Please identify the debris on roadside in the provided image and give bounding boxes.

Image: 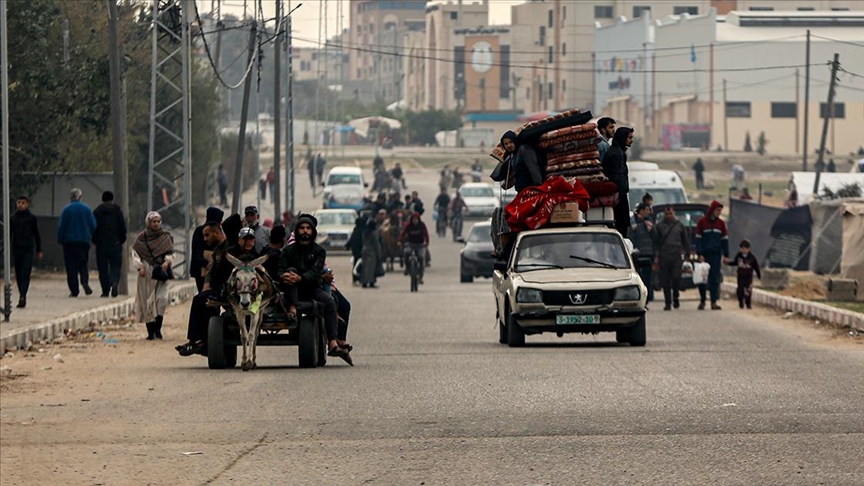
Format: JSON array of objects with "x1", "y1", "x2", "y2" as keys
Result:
[
  {"x1": 181, "y1": 451, "x2": 204, "y2": 456},
  {"x1": 53, "y1": 354, "x2": 65, "y2": 363},
  {"x1": 0, "y1": 365, "x2": 12, "y2": 377}
]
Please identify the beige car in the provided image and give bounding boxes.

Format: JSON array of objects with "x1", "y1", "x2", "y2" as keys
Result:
[{"x1": 492, "y1": 225, "x2": 648, "y2": 347}]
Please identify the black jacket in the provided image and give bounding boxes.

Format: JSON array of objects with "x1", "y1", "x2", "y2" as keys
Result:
[
  {"x1": 278, "y1": 241, "x2": 327, "y2": 294},
  {"x1": 601, "y1": 145, "x2": 629, "y2": 195},
  {"x1": 190, "y1": 225, "x2": 210, "y2": 277},
  {"x1": 11, "y1": 209, "x2": 42, "y2": 252},
  {"x1": 514, "y1": 145, "x2": 545, "y2": 192},
  {"x1": 92, "y1": 203, "x2": 127, "y2": 247}
]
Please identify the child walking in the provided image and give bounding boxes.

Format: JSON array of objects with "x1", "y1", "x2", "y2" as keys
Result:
[
  {"x1": 728, "y1": 239, "x2": 761, "y2": 309},
  {"x1": 692, "y1": 255, "x2": 711, "y2": 310}
]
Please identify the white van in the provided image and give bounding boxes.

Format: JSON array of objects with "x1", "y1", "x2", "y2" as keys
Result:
[
  {"x1": 627, "y1": 162, "x2": 687, "y2": 208},
  {"x1": 323, "y1": 166, "x2": 366, "y2": 197}
]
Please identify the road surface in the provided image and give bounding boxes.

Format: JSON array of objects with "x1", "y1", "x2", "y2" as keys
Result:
[{"x1": 1, "y1": 168, "x2": 863, "y2": 485}]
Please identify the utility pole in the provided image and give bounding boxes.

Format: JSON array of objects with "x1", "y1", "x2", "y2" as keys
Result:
[
  {"x1": 1, "y1": 0, "x2": 12, "y2": 321},
  {"x1": 107, "y1": 0, "x2": 130, "y2": 295},
  {"x1": 272, "y1": 0, "x2": 282, "y2": 219},
  {"x1": 803, "y1": 30, "x2": 811, "y2": 171},
  {"x1": 813, "y1": 53, "x2": 840, "y2": 196},
  {"x1": 795, "y1": 68, "x2": 800, "y2": 154},
  {"x1": 286, "y1": 5, "x2": 297, "y2": 214},
  {"x1": 232, "y1": 21, "x2": 258, "y2": 214},
  {"x1": 722, "y1": 79, "x2": 728, "y2": 153}
]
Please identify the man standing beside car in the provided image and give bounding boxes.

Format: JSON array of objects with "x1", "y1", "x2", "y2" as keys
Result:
[
  {"x1": 630, "y1": 203, "x2": 654, "y2": 303},
  {"x1": 653, "y1": 206, "x2": 689, "y2": 311}
]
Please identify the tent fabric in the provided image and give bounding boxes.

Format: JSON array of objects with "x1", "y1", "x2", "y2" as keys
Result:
[
  {"x1": 728, "y1": 198, "x2": 779, "y2": 266},
  {"x1": 808, "y1": 201, "x2": 844, "y2": 275},
  {"x1": 840, "y1": 201, "x2": 864, "y2": 299}
]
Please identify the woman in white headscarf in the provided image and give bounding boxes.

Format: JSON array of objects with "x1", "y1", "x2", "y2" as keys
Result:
[{"x1": 132, "y1": 211, "x2": 174, "y2": 340}]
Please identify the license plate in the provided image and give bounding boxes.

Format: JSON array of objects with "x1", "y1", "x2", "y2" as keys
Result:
[{"x1": 556, "y1": 315, "x2": 601, "y2": 325}]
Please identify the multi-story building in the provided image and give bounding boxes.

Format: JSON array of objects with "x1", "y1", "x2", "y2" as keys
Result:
[
  {"x1": 711, "y1": 0, "x2": 861, "y2": 14},
  {"x1": 348, "y1": 0, "x2": 427, "y2": 103},
  {"x1": 594, "y1": 8, "x2": 864, "y2": 155}
]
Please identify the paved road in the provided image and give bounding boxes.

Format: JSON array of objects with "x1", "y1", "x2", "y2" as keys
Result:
[{"x1": 1, "y1": 169, "x2": 863, "y2": 485}]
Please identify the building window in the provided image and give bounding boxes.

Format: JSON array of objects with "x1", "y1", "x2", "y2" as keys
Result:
[
  {"x1": 797, "y1": 7, "x2": 815, "y2": 11},
  {"x1": 548, "y1": 9, "x2": 554, "y2": 28},
  {"x1": 673, "y1": 6, "x2": 698, "y2": 15},
  {"x1": 633, "y1": 6, "x2": 651, "y2": 18},
  {"x1": 563, "y1": 6, "x2": 566, "y2": 20},
  {"x1": 595, "y1": 6, "x2": 614, "y2": 19},
  {"x1": 820, "y1": 102, "x2": 845, "y2": 119},
  {"x1": 562, "y1": 43, "x2": 567, "y2": 56},
  {"x1": 562, "y1": 79, "x2": 566, "y2": 94},
  {"x1": 369, "y1": 24, "x2": 374, "y2": 33},
  {"x1": 832, "y1": 7, "x2": 850, "y2": 11},
  {"x1": 726, "y1": 101, "x2": 751, "y2": 118},
  {"x1": 548, "y1": 82, "x2": 554, "y2": 100},
  {"x1": 526, "y1": 87, "x2": 531, "y2": 99},
  {"x1": 749, "y1": 6, "x2": 774, "y2": 11},
  {"x1": 548, "y1": 46, "x2": 554, "y2": 63},
  {"x1": 539, "y1": 26, "x2": 546, "y2": 46},
  {"x1": 771, "y1": 102, "x2": 797, "y2": 118},
  {"x1": 450, "y1": 12, "x2": 457, "y2": 20}
]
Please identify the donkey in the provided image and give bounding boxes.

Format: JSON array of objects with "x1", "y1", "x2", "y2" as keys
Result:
[{"x1": 225, "y1": 254, "x2": 274, "y2": 371}]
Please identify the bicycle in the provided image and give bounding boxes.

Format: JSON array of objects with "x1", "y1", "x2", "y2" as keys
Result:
[
  {"x1": 450, "y1": 212, "x2": 463, "y2": 242},
  {"x1": 435, "y1": 210, "x2": 449, "y2": 238},
  {"x1": 404, "y1": 245, "x2": 422, "y2": 292}
]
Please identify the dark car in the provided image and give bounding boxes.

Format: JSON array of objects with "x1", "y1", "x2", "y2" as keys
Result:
[
  {"x1": 652, "y1": 203, "x2": 710, "y2": 290},
  {"x1": 459, "y1": 221, "x2": 495, "y2": 283}
]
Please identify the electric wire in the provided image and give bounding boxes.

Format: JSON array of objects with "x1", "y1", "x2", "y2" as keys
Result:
[
  {"x1": 810, "y1": 34, "x2": 864, "y2": 48},
  {"x1": 194, "y1": 0, "x2": 258, "y2": 90}
]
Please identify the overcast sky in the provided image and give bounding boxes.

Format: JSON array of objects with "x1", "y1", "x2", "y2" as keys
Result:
[{"x1": 198, "y1": 0, "x2": 524, "y2": 47}]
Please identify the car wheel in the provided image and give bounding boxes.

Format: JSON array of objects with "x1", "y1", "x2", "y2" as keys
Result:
[
  {"x1": 627, "y1": 316, "x2": 647, "y2": 347},
  {"x1": 506, "y1": 307, "x2": 525, "y2": 347},
  {"x1": 498, "y1": 316, "x2": 508, "y2": 344},
  {"x1": 615, "y1": 330, "x2": 628, "y2": 344},
  {"x1": 460, "y1": 273, "x2": 473, "y2": 283}
]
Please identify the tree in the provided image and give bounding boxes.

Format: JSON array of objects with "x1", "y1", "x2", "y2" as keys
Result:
[
  {"x1": 397, "y1": 109, "x2": 463, "y2": 146},
  {"x1": 743, "y1": 132, "x2": 752, "y2": 152},
  {"x1": 757, "y1": 131, "x2": 768, "y2": 155}
]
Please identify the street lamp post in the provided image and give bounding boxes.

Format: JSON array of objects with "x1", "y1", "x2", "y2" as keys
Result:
[{"x1": 2, "y1": 0, "x2": 12, "y2": 321}]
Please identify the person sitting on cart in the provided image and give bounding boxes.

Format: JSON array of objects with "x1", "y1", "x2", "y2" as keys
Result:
[
  {"x1": 177, "y1": 226, "x2": 262, "y2": 357},
  {"x1": 398, "y1": 212, "x2": 430, "y2": 284},
  {"x1": 278, "y1": 214, "x2": 352, "y2": 362}
]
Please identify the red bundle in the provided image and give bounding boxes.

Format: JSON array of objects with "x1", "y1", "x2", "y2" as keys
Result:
[{"x1": 504, "y1": 176, "x2": 591, "y2": 231}]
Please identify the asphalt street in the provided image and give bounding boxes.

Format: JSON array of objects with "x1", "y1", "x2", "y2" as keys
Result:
[{"x1": 1, "y1": 168, "x2": 863, "y2": 485}]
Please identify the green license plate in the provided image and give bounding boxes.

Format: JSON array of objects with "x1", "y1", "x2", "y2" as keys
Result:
[{"x1": 556, "y1": 315, "x2": 601, "y2": 325}]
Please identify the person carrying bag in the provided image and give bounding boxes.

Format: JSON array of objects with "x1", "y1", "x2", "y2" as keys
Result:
[{"x1": 132, "y1": 211, "x2": 175, "y2": 340}]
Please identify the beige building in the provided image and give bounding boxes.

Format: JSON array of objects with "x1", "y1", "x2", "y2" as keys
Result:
[
  {"x1": 348, "y1": 0, "x2": 427, "y2": 102},
  {"x1": 291, "y1": 47, "x2": 320, "y2": 82},
  {"x1": 712, "y1": 0, "x2": 861, "y2": 14},
  {"x1": 595, "y1": 9, "x2": 864, "y2": 155}
]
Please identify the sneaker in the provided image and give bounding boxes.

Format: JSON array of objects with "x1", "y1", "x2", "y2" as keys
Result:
[
  {"x1": 739, "y1": 301, "x2": 744, "y2": 309},
  {"x1": 69, "y1": 293, "x2": 79, "y2": 298},
  {"x1": 673, "y1": 301, "x2": 680, "y2": 309},
  {"x1": 178, "y1": 341, "x2": 206, "y2": 357},
  {"x1": 698, "y1": 302, "x2": 705, "y2": 311},
  {"x1": 711, "y1": 303, "x2": 722, "y2": 310},
  {"x1": 746, "y1": 304, "x2": 752, "y2": 309},
  {"x1": 16, "y1": 298, "x2": 26, "y2": 309},
  {"x1": 663, "y1": 305, "x2": 671, "y2": 311},
  {"x1": 83, "y1": 285, "x2": 93, "y2": 296},
  {"x1": 111, "y1": 284, "x2": 119, "y2": 297}
]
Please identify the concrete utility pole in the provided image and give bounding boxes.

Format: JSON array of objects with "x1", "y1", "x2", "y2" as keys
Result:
[
  {"x1": 107, "y1": 0, "x2": 130, "y2": 295},
  {"x1": 272, "y1": 0, "x2": 282, "y2": 219},
  {"x1": 813, "y1": 53, "x2": 840, "y2": 196},
  {"x1": 231, "y1": 21, "x2": 258, "y2": 215},
  {"x1": 803, "y1": 29, "x2": 811, "y2": 171},
  {"x1": 286, "y1": 4, "x2": 299, "y2": 214},
  {"x1": 2, "y1": 0, "x2": 12, "y2": 321},
  {"x1": 723, "y1": 79, "x2": 728, "y2": 153}
]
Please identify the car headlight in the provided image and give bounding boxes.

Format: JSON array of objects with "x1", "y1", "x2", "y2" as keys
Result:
[
  {"x1": 516, "y1": 288, "x2": 543, "y2": 303},
  {"x1": 613, "y1": 285, "x2": 641, "y2": 301}
]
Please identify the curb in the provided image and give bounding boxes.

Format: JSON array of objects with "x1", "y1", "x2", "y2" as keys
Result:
[
  {"x1": 721, "y1": 282, "x2": 864, "y2": 332},
  {"x1": 0, "y1": 282, "x2": 197, "y2": 351}
]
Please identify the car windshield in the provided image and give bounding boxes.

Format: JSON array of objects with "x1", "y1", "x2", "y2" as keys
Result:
[
  {"x1": 317, "y1": 212, "x2": 356, "y2": 226},
  {"x1": 467, "y1": 224, "x2": 492, "y2": 243},
  {"x1": 327, "y1": 173, "x2": 361, "y2": 185},
  {"x1": 331, "y1": 185, "x2": 364, "y2": 198},
  {"x1": 461, "y1": 186, "x2": 494, "y2": 198},
  {"x1": 515, "y1": 232, "x2": 630, "y2": 271},
  {"x1": 629, "y1": 188, "x2": 687, "y2": 207}
]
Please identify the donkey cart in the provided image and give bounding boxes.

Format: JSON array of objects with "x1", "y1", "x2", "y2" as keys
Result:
[{"x1": 206, "y1": 301, "x2": 328, "y2": 370}]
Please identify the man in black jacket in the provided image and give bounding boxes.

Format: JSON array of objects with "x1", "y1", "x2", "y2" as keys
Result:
[
  {"x1": 92, "y1": 191, "x2": 128, "y2": 297},
  {"x1": 190, "y1": 206, "x2": 225, "y2": 292},
  {"x1": 601, "y1": 126, "x2": 634, "y2": 237},
  {"x1": 10, "y1": 196, "x2": 42, "y2": 308},
  {"x1": 278, "y1": 214, "x2": 351, "y2": 363}
]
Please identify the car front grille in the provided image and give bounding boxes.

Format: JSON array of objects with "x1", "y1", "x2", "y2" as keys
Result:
[{"x1": 542, "y1": 289, "x2": 614, "y2": 306}]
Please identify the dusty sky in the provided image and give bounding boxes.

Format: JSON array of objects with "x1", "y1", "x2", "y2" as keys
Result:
[{"x1": 199, "y1": 0, "x2": 524, "y2": 47}]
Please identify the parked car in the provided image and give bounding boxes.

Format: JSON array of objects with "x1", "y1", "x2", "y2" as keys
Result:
[
  {"x1": 324, "y1": 184, "x2": 365, "y2": 211},
  {"x1": 459, "y1": 220, "x2": 494, "y2": 283},
  {"x1": 627, "y1": 162, "x2": 688, "y2": 209},
  {"x1": 312, "y1": 209, "x2": 359, "y2": 252},
  {"x1": 458, "y1": 182, "x2": 499, "y2": 219},
  {"x1": 492, "y1": 225, "x2": 648, "y2": 347}
]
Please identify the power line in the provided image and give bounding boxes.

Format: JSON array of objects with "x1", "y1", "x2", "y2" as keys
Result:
[
  {"x1": 810, "y1": 34, "x2": 864, "y2": 48},
  {"x1": 194, "y1": 0, "x2": 258, "y2": 90},
  {"x1": 295, "y1": 35, "x2": 821, "y2": 76}
]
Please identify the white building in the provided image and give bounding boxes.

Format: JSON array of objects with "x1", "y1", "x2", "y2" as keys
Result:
[{"x1": 595, "y1": 9, "x2": 864, "y2": 155}]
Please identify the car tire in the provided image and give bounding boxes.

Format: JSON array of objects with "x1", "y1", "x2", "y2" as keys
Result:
[
  {"x1": 615, "y1": 330, "x2": 628, "y2": 344},
  {"x1": 498, "y1": 318, "x2": 508, "y2": 344},
  {"x1": 506, "y1": 307, "x2": 525, "y2": 347},
  {"x1": 627, "y1": 316, "x2": 647, "y2": 347},
  {"x1": 460, "y1": 273, "x2": 473, "y2": 283}
]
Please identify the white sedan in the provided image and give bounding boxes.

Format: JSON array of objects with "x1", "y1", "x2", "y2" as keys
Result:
[
  {"x1": 458, "y1": 182, "x2": 500, "y2": 219},
  {"x1": 311, "y1": 209, "x2": 358, "y2": 252}
]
